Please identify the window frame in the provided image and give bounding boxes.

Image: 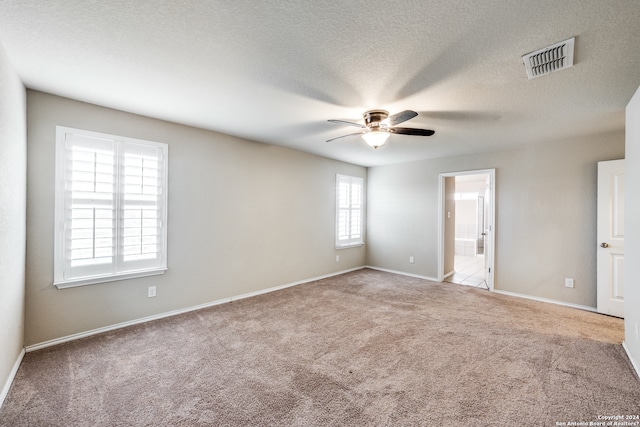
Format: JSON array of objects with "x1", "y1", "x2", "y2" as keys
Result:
[
  {"x1": 53, "y1": 126, "x2": 169, "y2": 289},
  {"x1": 335, "y1": 174, "x2": 365, "y2": 249}
]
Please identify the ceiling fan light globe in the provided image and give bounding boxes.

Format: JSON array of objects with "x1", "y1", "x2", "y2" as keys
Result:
[{"x1": 362, "y1": 131, "x2": 390, "y2": 149}]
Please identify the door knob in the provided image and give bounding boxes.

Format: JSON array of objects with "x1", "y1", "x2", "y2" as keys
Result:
[{"x1": 600, "y1": 242, "x2": 609, "y2": 248}]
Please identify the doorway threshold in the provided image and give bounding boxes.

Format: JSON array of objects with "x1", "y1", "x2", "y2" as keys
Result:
[{"x1": 444, "y1": 255, "x2": 489, "y2": 289}]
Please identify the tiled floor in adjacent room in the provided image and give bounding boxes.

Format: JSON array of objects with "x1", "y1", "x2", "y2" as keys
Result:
[{"x1": 445, "y1": 255, "x2": 488, "y2": 289}]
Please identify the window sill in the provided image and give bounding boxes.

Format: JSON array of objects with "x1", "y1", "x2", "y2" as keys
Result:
[
  {"x1": 54, "y1": 268, "x2": 167, "y2": 289},
  {"x1": 336, "y1": 243, "x2": 365, "y2": 250}
]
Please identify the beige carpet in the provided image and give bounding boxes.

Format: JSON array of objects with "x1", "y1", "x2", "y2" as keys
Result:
[{"x1": 2, "y1": 268, "x2": 639, "y2": 426}]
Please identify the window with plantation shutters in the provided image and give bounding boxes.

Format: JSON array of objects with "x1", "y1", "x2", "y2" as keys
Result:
[
  {"x1": 336, "y1": 174, "x2": 364, "y2": 248},
  {"x1": 54, "y1": 127, "x2": 168, "y2": 288}
]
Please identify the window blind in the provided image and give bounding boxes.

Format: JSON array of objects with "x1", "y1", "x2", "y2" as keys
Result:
[
  {"x1": 54, "y1": 127, "x2": 168, "y2": 287},
  {"x1": 336, "y1": 174, "x2": 364, "y2": 247}
]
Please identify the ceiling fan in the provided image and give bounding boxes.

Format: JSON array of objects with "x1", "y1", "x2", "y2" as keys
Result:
[{"x1": 327, "y1": 109, "x2": 435, "y2": 149}]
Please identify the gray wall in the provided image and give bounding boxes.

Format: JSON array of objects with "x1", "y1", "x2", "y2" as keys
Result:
[
  {"x1": 625, "y1": 86, "x2": 640, "y2": 370},
  {"x1": 366, "y1": 132, "x2": 624, "y2": 308},
  {"x1": 0, "y1": 44, "x2": 26, "y2": 395},
  {"x1": 25, "y1": 91, "x2": 366, "y2": 346}
]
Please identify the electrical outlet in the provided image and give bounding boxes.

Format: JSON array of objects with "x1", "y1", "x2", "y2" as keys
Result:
[
  {"x1": 336, "y1": 255, "x2": 340, "y2": 262},
  {"x1": 564, "y1": 278, "x2": 574, "y2": 288},
  {"x1": 148, "y1": 286, "x2": 156, "y2": 298},
  {"x1": 409, "y1": 256, "x2": 415, "y2": 264}
]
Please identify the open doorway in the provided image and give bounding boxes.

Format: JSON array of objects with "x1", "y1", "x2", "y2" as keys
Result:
[{"x1": 438, "y1": 169, "x2": 495, "y2": 291}]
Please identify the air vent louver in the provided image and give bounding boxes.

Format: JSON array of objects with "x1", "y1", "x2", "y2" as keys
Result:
[{"x1": 522, "y1": 37, "x2": 575, "y2": 79}]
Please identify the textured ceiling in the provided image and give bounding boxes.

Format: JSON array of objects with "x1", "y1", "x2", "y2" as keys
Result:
[{"x1": 1, "y1": 0, "x2": 639, "y2": 166}]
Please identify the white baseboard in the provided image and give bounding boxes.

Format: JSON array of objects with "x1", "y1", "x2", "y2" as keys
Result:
[
  {"x1": 1, "y1": 348, "x2": 25, "y2": 409},
  {"x1": 622, "y1": 342, "x2": 640, "y2": 381},
  {"x1": 26, "y1": 266, "x2": 365, "y2": 353},
  {"x1": 365, "y1": 266, "x2": 439, "y2": 282},
  {"x1": 492, "y1": 289, "x2": 597, "y2": 313},
  {"x1": 227, "y1": 266, "x2": 364, "y2": 302},
  {"x1": 366, "y1": 267, "x2": 596, "y2": 314}
]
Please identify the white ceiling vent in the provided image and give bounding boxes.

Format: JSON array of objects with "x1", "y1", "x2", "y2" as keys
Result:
[{"x1": 522, "y1": 37, "x2": 575, "y2": 79}]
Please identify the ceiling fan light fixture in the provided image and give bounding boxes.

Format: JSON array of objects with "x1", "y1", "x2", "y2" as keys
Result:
[{"x1": 362, "y1": 130, "x2": 390, "y2": 149}]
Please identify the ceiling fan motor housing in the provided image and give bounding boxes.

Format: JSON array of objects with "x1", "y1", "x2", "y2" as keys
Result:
[{"x1": 363, "y1": 110, "x2": 389, "y2": 130}]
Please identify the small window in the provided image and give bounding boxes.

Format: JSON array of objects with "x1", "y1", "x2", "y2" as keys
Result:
[
  {"x1": 54, "y1": 127, "x2": 168, "y2": 288},
  {"x1": 336, "y1": 174, "x2": 364, "y2": 248}
]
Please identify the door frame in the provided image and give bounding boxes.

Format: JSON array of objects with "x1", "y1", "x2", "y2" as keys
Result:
[{"x1": 437, "y1": 169, "x2": 496, "y2": 291}]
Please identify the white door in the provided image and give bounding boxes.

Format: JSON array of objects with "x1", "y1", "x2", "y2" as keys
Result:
[{"x1": 597, "y1": 159, "x2": 625, "y2": 318}]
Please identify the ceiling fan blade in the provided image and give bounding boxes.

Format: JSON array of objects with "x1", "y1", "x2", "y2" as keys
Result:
[
  {"x1": 327, "y1": 119, "x2": 366, "y2": 128},
  {"x1": 389, "y1": 127, "x2": 435, "y2": 136},
  {"x1": 385, "y1": 110, "x2": 418, "y2": 126},
  {"x1": 326, "y1": 131, "x2": 365, "y2": 142}
]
